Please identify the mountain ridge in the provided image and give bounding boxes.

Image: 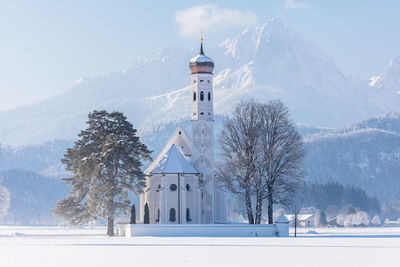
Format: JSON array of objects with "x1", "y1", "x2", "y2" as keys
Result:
[{"x1": 0, "y1": 18, "x2": 392, "y2": 146}]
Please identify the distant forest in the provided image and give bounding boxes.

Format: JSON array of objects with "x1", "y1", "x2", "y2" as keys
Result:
[{"x1": 299, "y1": 180, "x2": 380, "y2": 215}]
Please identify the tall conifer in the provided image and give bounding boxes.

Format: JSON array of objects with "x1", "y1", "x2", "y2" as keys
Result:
[{"x1": 53, "y1": 110, "x2": 151, "y2": 236}]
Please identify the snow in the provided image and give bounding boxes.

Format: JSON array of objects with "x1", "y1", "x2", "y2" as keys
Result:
[
  {"x1": 190, "y1": 53, "x2": 213, "y2": 63},
  {"x1": 0, "y1": 226, "x2": 399, "y2": 266},
  {"x1": 147, "y1": 144, "x2": 198, "y2": 175}
]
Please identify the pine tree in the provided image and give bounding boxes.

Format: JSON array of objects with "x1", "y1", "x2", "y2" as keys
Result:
[
  {"x1": 319, "y1": 210, "x2": 328, "y2": 227},
  {"x1": 371, "y1": 214, "x2": 381, "y2": 226},
  {"x1": 53, "y1": 110, "x2": 151, "y2": 236}
]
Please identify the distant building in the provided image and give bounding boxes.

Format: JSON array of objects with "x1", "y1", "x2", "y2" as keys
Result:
[
  {"x1": 285, "y1": 214, "x2": 315, "y2": 227},
  {"x1": 383, "y1": 218, "x2": 400, "y2": 227},
  {"x1": 327, "y1": 217, "x2": 340, "y2": 227}
]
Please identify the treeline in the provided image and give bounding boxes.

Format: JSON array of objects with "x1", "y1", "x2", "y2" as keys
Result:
[{"x1": 298, "y1": 180, "x2": 380, "y2": 215}]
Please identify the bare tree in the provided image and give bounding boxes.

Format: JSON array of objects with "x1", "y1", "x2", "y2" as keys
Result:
[
  {"x1": 217, "y1": 100, "x2": 263, "y2": 224},
  {"x1": 286, "y1": 201, "x2": 301, "y2": 237},
  {"x1": 256, "y1": 100, "x2": 305, "y2": 224},
  {"x1": 218, "y1": 100, "x2": 304, "y2": 225}
]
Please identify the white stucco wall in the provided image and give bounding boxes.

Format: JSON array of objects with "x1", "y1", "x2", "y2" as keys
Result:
[{"x1": 116, "y1": 223, "x2": 289, "y2": 237}]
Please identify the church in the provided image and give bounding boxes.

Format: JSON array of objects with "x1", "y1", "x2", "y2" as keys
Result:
[{"x1": 139, "y1": 39, "x2": 227, "y2": 224}]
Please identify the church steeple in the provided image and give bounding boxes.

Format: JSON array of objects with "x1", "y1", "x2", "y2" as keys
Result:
[
  {"x1": 189, "y1": 35, "x2": 216, "y2": 223},
  {"x1": 189, "y1": 39, "x2": 214, "y2": 74}
]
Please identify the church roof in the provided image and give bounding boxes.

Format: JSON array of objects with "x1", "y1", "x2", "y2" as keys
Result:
[
  {"x1": 147, "y1": 144, "x2": 199, "y2": 175},
  {"x1": 144, "y1": 126, "x2": 192, "y2": 175}
]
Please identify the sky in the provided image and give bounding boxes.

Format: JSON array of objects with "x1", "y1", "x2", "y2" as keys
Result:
[{"x1": 0, "y1": 0, "x2": 399, "y2": 111}]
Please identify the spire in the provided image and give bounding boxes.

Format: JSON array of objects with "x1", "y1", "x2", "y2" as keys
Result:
[{"x1": 199, "y1": 29, "x2": 204, "y2": 55}]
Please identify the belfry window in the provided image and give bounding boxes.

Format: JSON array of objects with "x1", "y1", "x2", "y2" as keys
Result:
[
  {"x1": 208, "y1": 92, "x2": 211, "y2": 101},
  {"x1": 193, "y1": 92, "x2": 196, "y2": 102},
  {"x1": 200, "y1": 91, "x2": 204, "y2": 101},
  {"x1": 169, "y1": 208, "x2": 176, "y2": 222}
]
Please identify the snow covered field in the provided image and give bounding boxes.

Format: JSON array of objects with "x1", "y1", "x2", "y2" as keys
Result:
[{"x1": 0, "y1": 226, "x2": 399, "y2": 267}]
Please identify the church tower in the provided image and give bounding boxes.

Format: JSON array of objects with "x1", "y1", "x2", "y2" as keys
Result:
[{"x1": 189, "y1": 39, "x2": 215, "y2": 223}]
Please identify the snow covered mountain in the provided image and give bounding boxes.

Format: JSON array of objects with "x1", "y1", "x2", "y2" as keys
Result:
[
  {"x1": 1, "y1": 18, "x2": 400, "y2": 224},
  {"x1": 369, "y1": 54, "x2": 400, "y2": 111},
  {"x1": 0, "y1": 18, "x2": 385, "y2": 146}
]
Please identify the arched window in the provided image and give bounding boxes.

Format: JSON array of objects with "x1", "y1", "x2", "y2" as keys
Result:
[
  {"x1": 169, "y1": 208, "x2": 176, "y2": 222},
  {"x1": 156, "y1": 208, "x2": 160, "y2": 223},
  {"x1": 186, "y1": 208, "x2": 191, "y2": 222},
  {"x1": 186, "y1": 184, "x2": 190, "y2": 191},
  {"x1": 208, "y1": 92, "x2": 211, "y2": 101},
  {"x1": 130, "y1": 204, "x2": 136, "y2": 224},
  {"x1": 193, "y1": 92, "x2": 196, "y2": 102},
  {"x1": 200, "y1": 91, "x2": 204, "y2": 101},
  {"x1": 144, "y1": 203, "x2": 150, "y2": 224}
]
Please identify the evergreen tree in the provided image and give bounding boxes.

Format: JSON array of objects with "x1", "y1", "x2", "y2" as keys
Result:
[
  {"x1": 300, "y1": 180, "x2": 380, "y2": 215},
  {"x1": 371, "y1": 214, "x2": 381, "y2": 226},
  {"x1": 53, "y1": 110, "x2": 151, "y2": 236}
]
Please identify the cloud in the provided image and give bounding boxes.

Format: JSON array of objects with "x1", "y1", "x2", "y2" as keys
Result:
[
  {"x1": 176, "y1": 4, "x2": 257, "y2": 37},
  {"x1": 283, "y1": 0, "x2": 309, "y2": 9}
]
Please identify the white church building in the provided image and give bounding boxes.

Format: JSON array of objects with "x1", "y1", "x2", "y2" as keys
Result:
[
  {"x1": 139, "y1": 40, "x2": 227, "y2": 224},
  {"x1": 117, "y1": 39, "x2": 289, "y2": 237}
]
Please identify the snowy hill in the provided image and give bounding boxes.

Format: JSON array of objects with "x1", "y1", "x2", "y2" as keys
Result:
[
  {"x1": 0, "y1": 18, "x2": 386, "y2": 146},
  {"x1": 342, "y1": 112, "x2": 400, "y2": 134},
  {"x1": 304, "y1": 112, "x2": 400, "y2": 202},
  {"x1": 305, "y1": 128, "x2": 400, "y2": 202},
  {"x1": 0, "y1": 140, "x2": 72, "y2": 178}
]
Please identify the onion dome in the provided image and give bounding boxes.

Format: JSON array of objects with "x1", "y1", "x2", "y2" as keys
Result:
[{"x1": 189, "y1": 41, "x2": 214, "y2": 74}]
